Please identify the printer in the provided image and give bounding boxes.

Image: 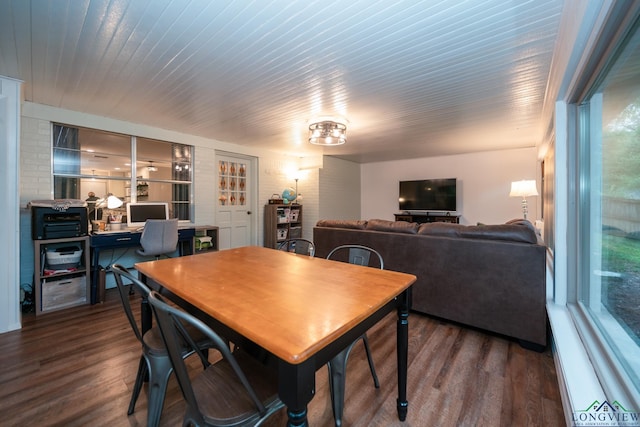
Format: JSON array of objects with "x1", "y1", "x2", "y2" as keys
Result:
[{"x1": 30, "y1": 199, "x2": 88, "y2": 240}]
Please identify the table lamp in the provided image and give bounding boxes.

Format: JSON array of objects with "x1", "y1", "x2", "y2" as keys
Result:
[
  {"x1": 94, "y1": 194, "x2": 123, "y2": 220},
  {"x1": 509, "y1": 180, "x2": 538, "y2": 220}
]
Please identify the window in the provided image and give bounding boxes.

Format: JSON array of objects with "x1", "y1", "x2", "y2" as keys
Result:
[
  {"x1": 136, "y1": 137, "x2": 193, "y2": 220},
  {"x1": 52, "y1": 124, "x2": 193, "y2": 222},
  {"x1": 574, "y1": 17, "x2": 640, "y2": 401}
]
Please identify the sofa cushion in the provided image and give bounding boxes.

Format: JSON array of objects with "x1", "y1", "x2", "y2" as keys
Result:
[
  {"x1": 505, "y1": 218, "x2": 542, "y2": 243},
  {"x1": 418, "y1": 221, "x2": 538, "y2": 243},
  {"x1": 505, "y1": 218, "x2": 535, "y2": 228},
  {"x1": 459, "y1": 224, "x2": 538, "y2": 244},
  {"x1": 316, "y1": 219, "x2": 368, "y2": 229},
  {"x1": 366, "y1": 218, "x2": 419, "y2": 234},
  {"x1": 417, "y1": 222, "x2": 465, "y2": 237}
]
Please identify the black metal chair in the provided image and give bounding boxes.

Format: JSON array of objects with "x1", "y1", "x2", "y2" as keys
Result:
[
  {"x1": 277, "y1": 238, "x2": 316, "y2": 257},
  {"x1": 325, "y1": 244, "x2": 383, "y2": 427},
  {"x1": 110, "y1": 263, "x2": 212, "y2": 427},
  {"x1": 147, "y1": 290, "x2": 285, "y2": 426}
]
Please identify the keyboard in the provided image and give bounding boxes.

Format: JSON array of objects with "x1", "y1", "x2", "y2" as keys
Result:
[
  {"x1": 93, "y1": 227, "x2": 143, "y2": 235},
  {"x1": 93, "y1": 230, "x2": 130, "y2": 235}
]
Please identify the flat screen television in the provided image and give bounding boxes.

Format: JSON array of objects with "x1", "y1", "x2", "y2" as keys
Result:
[
  {"x1": 398, "y1": 178, "x2": 457, "y2": 212},
  {"x1": 126, "y1": 202, "x2": 170, "y2": 229}
]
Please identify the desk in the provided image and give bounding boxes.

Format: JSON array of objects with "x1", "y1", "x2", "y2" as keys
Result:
[
  {"x1": 135, "y1": 246, "x2": 416, "y2": 426},
  {"x1": 89, "y1": 227, "x2": 195, "y2": 304}
]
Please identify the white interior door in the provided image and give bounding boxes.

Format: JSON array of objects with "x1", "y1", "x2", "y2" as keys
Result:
[{"x1": 215, "y1": 153, "x2": 256, "y2": 249}]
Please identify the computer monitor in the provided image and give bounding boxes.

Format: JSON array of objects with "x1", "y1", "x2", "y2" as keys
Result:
[{"x1": 126, "y1": 202, "x2": 170, "y2": 229}]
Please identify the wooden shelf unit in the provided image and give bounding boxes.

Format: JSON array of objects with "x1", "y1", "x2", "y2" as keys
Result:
[
  {"x1": 264, "y1": 204, "x2": 303, "y2": 249},
  {"x1": 33, "y1": 235, "x2": 91, "y2": 315}
]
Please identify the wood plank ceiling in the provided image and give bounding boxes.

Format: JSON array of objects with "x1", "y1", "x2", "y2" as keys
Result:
[{"x1": 0, "y1": 0, "x2": 565, "y2": 163}]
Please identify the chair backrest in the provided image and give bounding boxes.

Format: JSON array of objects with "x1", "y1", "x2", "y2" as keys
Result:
[
  {"x1": 326, "y1": 244, "x2": 384, "y2": 270},
  {"x1": 146, "y1": 290, "x2": 268, "y2": 422},
  {"x1": 138, "y1": 218, "x2": 179, "y2": 257},
  {"x1": 277, "y1": 238, "x2": 316, "y2": 257},
  {"x1": 110, "y1": 263, "x2": 152, "y2": 344}
]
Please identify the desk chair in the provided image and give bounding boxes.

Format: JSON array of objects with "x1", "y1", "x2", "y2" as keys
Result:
[
  {"x1": 147, "y1": 290, "x2": 284, "y2": 426},
  {"x1": 137, "y1": 219, "x2": 179, "y2": 259},
  {"x1": 110, "y1": 264, "x2": 212, "y2": 427},
  {"x1": 326, "y1": 244, "x2": 383, "y2": 427},
  {"x1": 277, "y1": 238, "x2": 315, "y2": 257}
]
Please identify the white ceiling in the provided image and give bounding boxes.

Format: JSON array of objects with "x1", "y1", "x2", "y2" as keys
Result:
[{"x1": 0, "y1": 0, "x2": 566, "y2": 163}]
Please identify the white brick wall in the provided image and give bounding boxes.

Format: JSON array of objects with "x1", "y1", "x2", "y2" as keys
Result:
[
  {"x1": 21, "y1": 117, "x2": 52, "y2": 204},
  {"x1": 20, "y1": 117, "x2": 53, "y2": 288},
  {"x1": 319, "y1": 156, "x2": 361, "y2": 220},
  {"x1": 258, "y1": 156, "x2": 320, "y2": 243},
  {"x1": 193, "y1": 145, "x2": 217, "y2": 226}
]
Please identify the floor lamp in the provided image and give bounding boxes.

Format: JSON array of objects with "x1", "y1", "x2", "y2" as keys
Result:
[{"x1": 509, "y1": 180, "x2": 538, "y2": 220}]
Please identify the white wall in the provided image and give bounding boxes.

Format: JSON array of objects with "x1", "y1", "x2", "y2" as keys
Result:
[
  {"x1": 361, "y1": 147, "x2": 540, "y2": 225},
  {"x1": 319, "y1": 156, "x2": 361, "y2": 220},
  {"x1": 0, "y1": 76, "x2": 22, "y2": 333}
]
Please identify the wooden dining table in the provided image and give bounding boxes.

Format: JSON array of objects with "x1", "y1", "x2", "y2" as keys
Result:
[{"x1": 135, "y1": 245, "x2": 416, "y2": 426}]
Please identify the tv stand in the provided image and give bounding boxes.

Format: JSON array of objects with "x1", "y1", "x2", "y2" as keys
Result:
[{"x1": 394, "y1": 212, "x2": 460, "y2": 224}]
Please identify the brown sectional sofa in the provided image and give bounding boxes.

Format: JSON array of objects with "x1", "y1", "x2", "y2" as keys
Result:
[{"x1": 313, "y1": 218, "x2": 547, "y2": 350}]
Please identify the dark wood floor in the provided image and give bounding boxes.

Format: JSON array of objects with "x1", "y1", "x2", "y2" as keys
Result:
[{"x1": 0, "y1": 289, "x2": 565, "y2": 426}]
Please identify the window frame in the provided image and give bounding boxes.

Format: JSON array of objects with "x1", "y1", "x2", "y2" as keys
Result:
[
  {"x1": 51, "y1": 123, "x2": 194, "y2": 223},
  {"x1": 566, "y1": 10, "x2": 640, "y2": 407}
]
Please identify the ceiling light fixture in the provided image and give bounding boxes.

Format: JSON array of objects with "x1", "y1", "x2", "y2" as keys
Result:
[
  {"x1": 308, "y1": 120, "x2": 347, "y2": 146},
  {"x1": 147, "y1": 161, "x2": 158, "y2": 172}
]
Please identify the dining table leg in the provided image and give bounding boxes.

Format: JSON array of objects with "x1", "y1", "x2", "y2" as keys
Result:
[
  {"x1": 278, "y1": 360, "x2": 315, "y2": 427},
  {"x1": 396, "y1": 288, "x2": 410, "y2": 421}
]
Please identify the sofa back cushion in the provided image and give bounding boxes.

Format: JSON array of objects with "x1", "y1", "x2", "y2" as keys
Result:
[
  {"x1": 366, "y1": 218, "x2": 419, "y2": 234},
  {"x1": 316, "y1": 219, "x2": 368, "y2": 229},
  {"x1": 460, "y1": 224, "x2": 538, "y2": 243},
  {"x1": 419, "y1": 221, "x2": 538, "y2": 244},
  {"x1": 417, "y1": 222, "x2": 465, "y2": 237}
]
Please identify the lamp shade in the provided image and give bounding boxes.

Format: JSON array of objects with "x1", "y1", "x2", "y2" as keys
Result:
[
  {"x1": 509, "y1": 180, "x2": 539, "y2": 198},
  {"x1": 106, "y1": 195, "x2": 123, "y2": 209},
  {"x1": 97, "y1": 194, "x2": 123, "y2": 209}
]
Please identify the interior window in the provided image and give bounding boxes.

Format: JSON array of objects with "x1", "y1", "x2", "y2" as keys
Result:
[
  {"x1": 52, "y1": 124, "x2": 193, "y2": 222},
  {"x1": 136, "y1": 137, "x2": 193, "y2": 220}
]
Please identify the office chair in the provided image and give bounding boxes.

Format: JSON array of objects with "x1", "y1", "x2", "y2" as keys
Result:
[
  {"x1": 277, "y1": 238, "x2": 316, "y2": 257},
  {"x1": 147, "y1": 290, "x2": 285, "y2": 426},
  {"x1": 325, "y1": 244, "x2": 383, "y2": 427},
  {"x1": 110, "y1": 264, "x2": 213, "y2": 427},
  {"x1": 136, "y1": 218, "x2": 179, "y2": 259}
]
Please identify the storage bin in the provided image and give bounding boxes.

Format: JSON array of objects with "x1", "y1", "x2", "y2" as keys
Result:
[
  {"x1": 289, "y1": 226, "x2": 302, "y2": 239},
  {"x1": 289, "y1": 209, "x2": 300, "y2": 222},
  {"x1": 277, "y1": 208, "x2": 290, "y2": 223},
  {"x1": 41, "y1": 274, "x2": 87, "y2": 311},
  {"x1": 195, "y1": 236, "x2": 213, "y2": 250},
  {"x1": 277, "y1": 228, "x2": 288, "y2": 240},
  {"x1": 46, "y1": 246, "x2": 83, "y2": 270}
]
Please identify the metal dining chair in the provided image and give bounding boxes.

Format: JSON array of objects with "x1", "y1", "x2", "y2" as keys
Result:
[
  {"x1": 110, "y1": 263, "x2": 212, "y2": 427},
  {"x1": 277, "y1": 238, "x2": 316, "y2": 257},
  {"x1": 325, "y1": 244, "x2": 383, "y2": 427},
  {"x1": 147, "y1": 290, "x2": 285, "y2": 426}
]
